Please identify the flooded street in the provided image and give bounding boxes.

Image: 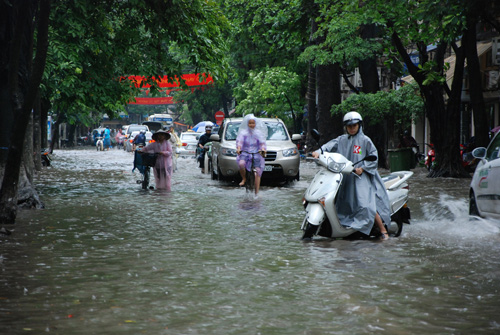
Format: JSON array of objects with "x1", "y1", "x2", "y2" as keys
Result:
[{"x1": 2, "y1": 147, "x2": 500, "y2": 334}]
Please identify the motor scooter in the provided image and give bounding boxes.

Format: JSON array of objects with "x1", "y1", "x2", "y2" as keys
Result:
[
  {"x1": 96, "y1": 136, "x2": 104, "y2": 151},
  {"x1": 301, "y1": 131, "x2": 413, "y2": 240}
]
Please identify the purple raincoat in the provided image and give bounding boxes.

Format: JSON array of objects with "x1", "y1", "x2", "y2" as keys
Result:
[{"x1": 236, "y1": 128, "x2": 267, "y2": 176}]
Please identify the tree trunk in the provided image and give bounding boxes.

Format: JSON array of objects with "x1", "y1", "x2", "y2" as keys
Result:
[
  {"x1": 391, "y1": 31, "x2": 467, "y2": 178},
  {"x1": 316, "y1": 63, "x2": 342, "y2": 146},
  {"x1": 463, "y1": 13, "x2": 490, "y2": 148},
  {"x1": 306, "y1": 60, "x2": 317, "y2": 152},
  {"x1": 0, "y1": 0, "x2": 51, "y2": 224},
  {"x1": 358, "y1": 24, "x2": 387, "y2": 168},
  {"x1": 33, "y1": 90, "x2": 42, "y2": 171}
]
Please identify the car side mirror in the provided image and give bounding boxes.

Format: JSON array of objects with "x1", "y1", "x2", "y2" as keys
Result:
[
  {"x1": 472, "y1": 147, "x2": 486, "y2": 159},
  {"x1": 291, "y1": 134, "x2": 302, "y2": 142},
  {"x1": 210, "y1": 134, "x2": 220, "y2": 142}
]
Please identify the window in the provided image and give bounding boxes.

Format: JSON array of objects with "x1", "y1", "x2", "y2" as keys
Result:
[{"x1": 486, "y1": 134, "x2": 500, "y2": 161}]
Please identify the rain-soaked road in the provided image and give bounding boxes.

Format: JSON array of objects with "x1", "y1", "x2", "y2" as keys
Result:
[{"x1": 1, "y1": 147, "x2": 500, "y2": 334}]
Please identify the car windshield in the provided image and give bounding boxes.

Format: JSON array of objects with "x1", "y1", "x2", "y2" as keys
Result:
[
  {"x1": 181, "y1": 133, "x2": 199, "y2": 141},
  {"x1": 224, "y1": 122, "x2": 289, "y2": 141},
  {"x1": 486, "y1": 133, "x2": 500, "y2": 161}
]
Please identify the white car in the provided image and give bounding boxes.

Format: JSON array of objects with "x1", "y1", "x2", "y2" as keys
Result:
[
  {"x1": 179, "y1": 132, "x2": 200, "y2": 157},
  {"x1": 469, "y1": 130, "x2": 500, "y2": 219}
]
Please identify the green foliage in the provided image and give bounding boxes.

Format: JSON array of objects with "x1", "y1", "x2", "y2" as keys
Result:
[
  {"x1": 42, "y1": 0, "x2": 230, "y2": 126},
  {"x1": 234, "y1": 67, "x2": 305, "y2": 127},
  {"x1": 221, "y1": 0, "x2": 309, "y2": 76},
  {"x1": 172, "y1": 84, "x2": 228, "y2": 125},
  {"x1": 331, "y1": 83, "x2": 424, "y2": 129}
]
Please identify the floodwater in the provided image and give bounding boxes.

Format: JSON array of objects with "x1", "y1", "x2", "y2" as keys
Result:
[{"x1": 1, "y1": 148, "x2": 500, "y2": 334}]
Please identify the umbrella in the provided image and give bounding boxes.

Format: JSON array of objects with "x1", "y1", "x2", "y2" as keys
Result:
[{"x1": 192, "y1": 121, "x2": 214, "y2": 133}]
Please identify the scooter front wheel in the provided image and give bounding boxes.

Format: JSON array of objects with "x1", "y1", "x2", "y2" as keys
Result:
[{"x1": 302, "y1": 222, "x2": 318, "y2": 240}]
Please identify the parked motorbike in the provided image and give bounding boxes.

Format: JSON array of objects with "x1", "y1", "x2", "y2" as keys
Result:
[
  {"x1": 41, "y1": 149, "x2": 51, "y2": 166},
  {"x1": 301, "y1": 130, "x2": 413, "y2": 240},
  {"x1": 424, "y1": 143, "x2": 435, "y2": 171}
]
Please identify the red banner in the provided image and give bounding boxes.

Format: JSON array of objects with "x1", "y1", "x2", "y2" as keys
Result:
[
  {"x1": 128, "y1": 73, "x2": 213, "y2": 88},
  {"x1": 127, "y1": 73, "x2": 212, "y2": 105}
]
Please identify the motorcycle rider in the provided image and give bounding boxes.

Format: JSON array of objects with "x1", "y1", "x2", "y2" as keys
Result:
[
  {"x1": 133, "y1": 129, "x2": 147, "y2": 150},
  {"x1": 197, "y1": 125, "x2": 213, "y2": 173},
  {"x1": 311, "y1": 112, "x2": 391, "y2": 240}
]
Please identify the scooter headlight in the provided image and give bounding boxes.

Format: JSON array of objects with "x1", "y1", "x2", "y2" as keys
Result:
[{"x1": 327, "y1": 157, "x2": 345, "y2": 173}]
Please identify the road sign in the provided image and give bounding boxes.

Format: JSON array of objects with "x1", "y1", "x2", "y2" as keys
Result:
[{"x1": 215, "y1": 111, "x2": 225, "y2": 125}]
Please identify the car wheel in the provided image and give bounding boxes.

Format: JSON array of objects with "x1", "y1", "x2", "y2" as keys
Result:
[
  {"x1": 469, "y1": 189, "x2": 480, "y2": 217},
  {"x1": 211, "y1": 164, "x2": 217, "y2": 180},
  {"x1": 217, "y1": 165, "x2": 225, "y2": 181}
]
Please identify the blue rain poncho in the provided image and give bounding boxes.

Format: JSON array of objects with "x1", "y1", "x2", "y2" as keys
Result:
[{"x1": 316, "y1": 126, "x2": 391, "y2": 235}]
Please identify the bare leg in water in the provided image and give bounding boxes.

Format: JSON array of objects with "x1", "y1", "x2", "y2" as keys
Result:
[
  {"x1": 238, "y1": 161, "x2": 246, "y2": 186},
  {"x1": 375, "y1": 213, "x2": 389, "y2": 240},
  {"x1": 254, "y1": 172, "x2": 261, "y2": 195}
]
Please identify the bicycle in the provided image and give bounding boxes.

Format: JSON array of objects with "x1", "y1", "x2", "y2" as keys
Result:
[
  {"x1": 134, "y1": 149, "x2": 158, "y2": 190},
  {"x1": 241, "y1": 150, "x2": 266, "y2": 193}
]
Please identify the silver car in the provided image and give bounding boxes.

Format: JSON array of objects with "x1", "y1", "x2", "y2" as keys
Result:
[
  {"x1": 211, "y1": 117, "x2": 301, "y2": 182},
  {"x1": 179, "y1": 132, "x2": 200, "y2": 157},
  {"x1": 469, "y1": 130, "x2": 500, "y2": 220}
]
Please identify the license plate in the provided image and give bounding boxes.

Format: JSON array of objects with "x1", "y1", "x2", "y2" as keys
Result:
[
  {"x1": 187, "y1": 145, "x2": 196, "y2": 150},
  {"x1": 264, "y1": 165, "x2": 272, "y2": 172}
]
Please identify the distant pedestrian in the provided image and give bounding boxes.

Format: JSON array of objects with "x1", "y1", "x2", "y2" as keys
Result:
[{"x1": 103, "y1": 127, "x2": 111, "y2": 150}]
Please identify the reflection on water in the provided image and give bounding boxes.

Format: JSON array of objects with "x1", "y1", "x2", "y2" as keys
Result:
[{"x1": 1, "y1": 148, "x2": 500, "y2": 334}]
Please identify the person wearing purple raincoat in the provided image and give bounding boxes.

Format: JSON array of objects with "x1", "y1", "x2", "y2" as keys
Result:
[
  {"x1": 141, "y1": 130, "x2": 173, "y2": 191},
  {"x1": 236, "y1": 114, "x2": 267, "y2": 195}
]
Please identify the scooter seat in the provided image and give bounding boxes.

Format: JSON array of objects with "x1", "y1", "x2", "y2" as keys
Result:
[{"x1": 384, "y1": 175, "x2": 401, "y2": 190}]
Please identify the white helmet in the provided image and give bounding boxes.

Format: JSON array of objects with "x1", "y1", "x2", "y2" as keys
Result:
[{"x1": 343, "y1": 111, "x2": 363, "y2": 126}]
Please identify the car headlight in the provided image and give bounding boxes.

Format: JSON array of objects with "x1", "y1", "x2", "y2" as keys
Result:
[
  {"x1": 282, "y1": 148, "x2": 298, "y2": 157},
  {"x1": 327, "y1": 157, "x2": 345, "y2": 173},
  {"x1": 221, "y1": 147, "x2": 237, "y2": 157}
]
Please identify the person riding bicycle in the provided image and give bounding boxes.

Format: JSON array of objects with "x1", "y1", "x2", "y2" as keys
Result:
[
  {"x1": 236, "y1": 114, "x2": 267, "y2": 196},
  {"x1": 311, "y1": 111, "x2": 391, "y2": 240}
]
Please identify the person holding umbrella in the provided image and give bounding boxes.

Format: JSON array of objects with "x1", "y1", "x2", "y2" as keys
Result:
[{"x1": 140, "y1": 129, "x2": 173, "y2": 191}]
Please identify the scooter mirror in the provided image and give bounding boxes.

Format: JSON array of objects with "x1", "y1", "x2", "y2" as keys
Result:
[{"x1": 364, "y1": 155, "x2": 377, "y2": 162}]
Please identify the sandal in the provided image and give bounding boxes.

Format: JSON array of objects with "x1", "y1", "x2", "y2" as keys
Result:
[{"x1": 380, "y1": 232, "x2": 390, "y2": 240}]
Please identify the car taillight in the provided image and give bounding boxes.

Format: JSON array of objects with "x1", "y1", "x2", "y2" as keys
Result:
[{"x1": 182, "y1": 143, "x2": 187, "y2": 146}]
